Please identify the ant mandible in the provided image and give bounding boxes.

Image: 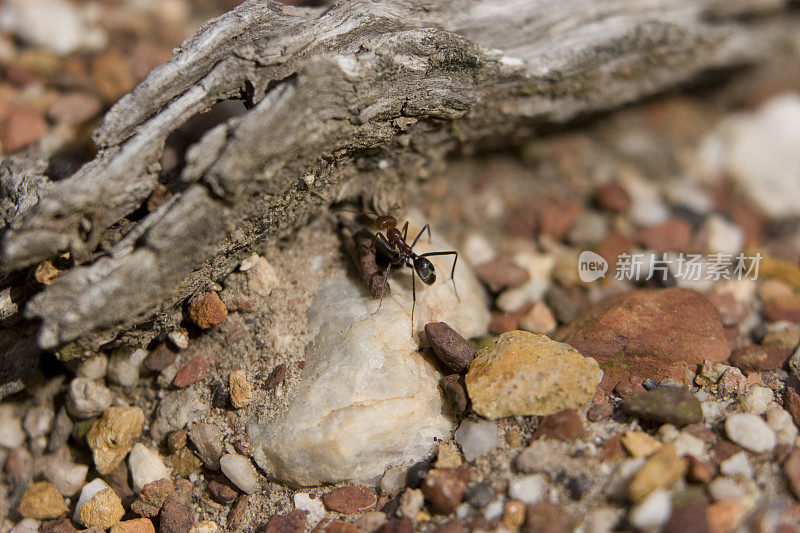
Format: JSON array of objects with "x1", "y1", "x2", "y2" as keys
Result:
[{"x1": 370, "y1": 215, "x2": 458, "y2": 333}]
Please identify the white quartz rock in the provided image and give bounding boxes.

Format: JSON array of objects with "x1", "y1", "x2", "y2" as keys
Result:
[
  {"x1": 455, "y1": 420, "x2": 501, "y2": 462},
  {"x1": 0, "y1": 405, "x2": 26, "y2": 448},
  {"x1": 44, "y1": 455, "x2": 88, "y2": 496},
  {"x1": 220, "y1": 454, "x2": 260, "y2": 494},
  {"x1": 0, "y1": 0, "x2": 107, "y2": 55},
  {"x1": 250, "y1": 236, "x2": 488, "y2": 486},
  {"x1": 129, "y1": 443, "x2": 170, "y2": 493}
]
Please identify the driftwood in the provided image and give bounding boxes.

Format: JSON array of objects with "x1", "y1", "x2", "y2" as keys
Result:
[{"x1": 1, "y1": 0, "x2": 799, "y2": 394}]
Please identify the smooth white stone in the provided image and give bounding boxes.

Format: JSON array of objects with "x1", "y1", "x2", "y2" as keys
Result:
[
  {"x1": 129, "y1": 443, "x2": 170, "y2": 493},
  {"x1": 629, "y1": 489, "x2": 671, "y2": 530},
  {"x1": 725, "y1": 413, "x2": 776, "y2": 453},
  {"x1": 294, "y1": 492, "x2": 325, "y2": 525},
  {"x1": 220, "y1": 454, "x2": 260, "y2": 494},
  {"x1": 507, "y1": 474, "x2": 546, "y2": 505},
  {"x1": 455, "y1": 420, "x2": 501, "y2": 462}
]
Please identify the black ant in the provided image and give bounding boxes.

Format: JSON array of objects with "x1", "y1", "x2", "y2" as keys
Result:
[{"x1": 370, "y1": 215, "x2": 458, "y2": 333}]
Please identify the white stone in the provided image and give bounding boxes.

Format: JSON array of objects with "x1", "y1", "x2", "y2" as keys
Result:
[
  {"x1": 585, "y1": 508, "x2": 622, "y2": 533},
  {"x1": 507, "y1": 474, "x2": 546, "y2": 504},
  {"x1": 766, "y1": 404, "x2": 799, "y2": 446},
  {"x1": 0, "y1": 405, "x2": 26, "y2": 448},
  {"x1": 10, "y1": 519, "x2": 40, "y2": 533},
  {"x1": 398, "y1": 488, "x2": 424, "y2": 518},
  {"x1": 720, "y1": 451, "x2": 753, "y2": 478},
  {"x1": 108, "y1": 348, "x2": 148, "y2": 387},
  {"x1": 249, "y1": 230, "x2": 488, "y2": 486},
  {"x1": 294, "y1": 492, "x2": 325, "y2": 525},
  {"x1": 665, "y1": 180, "x2": 713, "y2": 214},
  {"x1": 496, "y1": 251, "x2": 554, "y2": 313},
  {"x1": 168, "y1": 332, "x2": 189, "y2": 350},
  {"x1": 707, "y1": 476, "x2": 746, "y2": 502},
  {"x1": 77, "y1": 354, "x2": 108, "y2": 380},
  {"x1": 239, "y1": 253, "x2": 260, "y2": 271},
  {"x1": 189, "y1": 422, "x2": 224, "y2": 470},
  {"x1": 190, "y1": 521, "x2": 221, "y2": 533},
  {"x1": 248, "y1": 257, "x2": 279, "y2": 297},
  {"x1": 741, "y1": 387, "x2": 774, "y2": 415},
  {"x1": 220, "y1": 454, "x2": 260, "y2": 494},
  {"x1": 0, "y1": 0, "x2": 107, "y2": 55},
  {"x1": 129, "y1": 443, "x2": 170, "y2": 493},
  {"x1": 725, "y1": 413, "x2": 776, "y2": 453},
  {"x1": 619, "y1": 171, "x2": 669, "y2": 226},
  {"x1": 708, "y1": 93, "x2": 800, "y2": 218},
  {"x1": 74, "y1": 478, "x2": 111, "y2": 524},
  {"x1": 44, "y1": 455, "x2": 88, "y2": 496},
  {"x1": 463, "y1": 233, "x2": 497, "y2": 266},
  {"x1": 673, "y1": 432, "x2": 706, "y2": 461},
  {"x1": 656, "y1": 424, "x2": 679, "y2": 444},
  {"x1": 455, "y1": 420, "x2": 501, "y2": 462},
  {"x1": 568, "y1": 211, "x2": 608, "y2": 247},
  {"x1": 66, "y1": 378, "x2": 112, "y2": 418},
  {"x1": 701, "y1": 400, "x2": 729, "y2": 424},
  {"x1": 151, "y1": 388, "x2": 209, "y2": 442},
  {"x1": 702, "y1": 215, "x2": 744, "y2": 255},
  {"x1": 629, "y1": 489, "x2": 671, "y2": 530},
  {"x1": 23, "y1": 405, "x2": 53, "y2": 440},
  {"x1": 483, "y1": 498, "x2": 505, "y2": 521}
]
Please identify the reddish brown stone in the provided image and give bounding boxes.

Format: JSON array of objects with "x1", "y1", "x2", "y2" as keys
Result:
[
  {"x1": 167, "y1": 430, "x2": 188, "y2": 453},
  {"x1": 523, "y1": 501, "x2": 577, "y2": 533},
  {"x1": 557, "y1": 288, "x2": 730, "y2": 391},
  {"x1": 612, "y1": 375, "x2": 648, "y2": 399},
  {"x1": 46, "y1": 92, "x2": 102, "y2": 126},
  {"x1": 0, "y1": 106, "x2": 48, "y2": 152},
  {"x1": 539, "y1": 200, "x2": 583, "y2": 241},
  {"x1": 228, "y1": 495, "x2": 249, "y2": 530},
  {"x1": 173, "y1": 355, "x2": 210, "y2": 388},
  {"x1": 532, "y1": 410, "x2": 585, "y2": 441},
  {"x1": 261, "y1": 510, "x2": 307, "y2": 533},
  {"x1": 710, "y1": 441, "x2": 741, "y2": 469},
  {"x1": 207, "y1": 477, "x2": 239, "y2": 504},
  {"x1": 636, "y1": 218, "x2": 692, "y2": 253},
  {"x1": 425, "y1": 322, "x2": 476, "y2": 373},
  {"x1": 475, "y1": 257, "x2": 529, "y2": 293},
  {"x1": 375, "y1": 518, "x2": 413, "y2": 533},
  {"x1": 322, "y1": 485, "x2": 377, "y2": 514},
  {"x1": 263, "y1": 364, "x2": 288, "y2": 390},
  {"x1": 439, "y1": 374, "x2": 468, "y2": 415},
  {"x1": 92, "y1": 49, "x2": 137, "y2": 103},
  {"x1": 595, "y1": 182, "x2": 631, "y2": 213},
  {"x1": 595, "y1": 230, "x2": 634, "y2": 267},
  {"x1": 143, "y1": 343, "x2": 179, "y2": 372},
  {"x1": 319, "y1": 519, "x2": 360, "y2": 533},
  {"x1": 432, "y1": 520, "x2": 466, "y2": 533},
  {"x1": 683, "y1": 424, "x2": 718, "y2": 444},
  {"x1": 784, "y1": 382, "x2": 800, "y2": 428},
  {"x1": 40, "y1": 517, "x2": 79, "y2": 533},
  {"x1": 586, "y1": 402, "x2": 613, "y2": 421},
  {"x1": 489, "y1": 304, "x2": 532, "y2": 335},
  {"x1": 729, "y1": 344, "x2": 791, "y2": 372},
  {"x1": 146, "y1": 184, "x2": 173, "y2": 212},
  {"x1": 686, "y1": 456, "x2": 715, "y2": 484},
  {"x1": 600, "y1": 435, "x2": 625, "y2": 463},
  {"x1": 187, "y1": 291, "x2": 228, "y2": 329},
  {"x1": 159, "y1": 499, "x2": 194, "y2": 533},
  {"x1": 785, "y1": 449, "x2": 800, "y2": 501},
  {"x1": 504, "y1": 206, "x2": 539, "y2": 238},
  {"x1": 763, "y1": 294, "x2": 800, "y2": 323},
  {"x1": 664, "y1": 501, "x2": 709, "y2": 533},
  {"x1": 132, "y1": 478, "x2": 174, "y2": 518},
  {"x1": 420, "y1": 468, "x2": 471, "y2": 515}
]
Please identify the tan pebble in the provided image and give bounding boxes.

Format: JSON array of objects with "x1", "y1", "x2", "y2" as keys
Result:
[
  {"x1": 435, "y1": 442, "x2": 462, "y2": 468},
  {"x1": 519, "y1": 301, "x2": 557, "y2": 335},
  {"x1": 706, "y1": 499, "x2": 746, "y2": 533},
  {"x1": 505, "y1": 427, "x2": 522, "y2": 448},
  {"x1": 502, "y1": 500, "x2": 526, "y2": 531},
  {"x1": 87, "y1": 406, "x2": 145, "y2": 474},
  {"x1": 627, "y1": 444, "x2": 687, "y2": 502},
  {"x1": 414, "y1": 511, "x2": 431, "y2": 522},
  {"x1": 189, "y1": 520, "x2": 221, "y2": 533},
  {"x1": 229, "y1": 370, "x2": 252, "y2": 409},
  {"x1": 110, "y1": 517, "x2": 156, "y2": 533},
  {"x1": 81, "y1": 488, "x2": 125, "y2": 529},
  {"x1": 621, "y1": 431, "x2": 662, "y2": 458},
  {"x1": 171, "y1": 448, "x2": 203, "y2": 476},
  {"x1": 18, "y1": 481, "x2": 67, "y2": 519}
]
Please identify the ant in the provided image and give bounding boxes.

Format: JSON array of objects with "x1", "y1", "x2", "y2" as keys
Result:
[{"x1": 370, "y1": 215, "x2": 458, "y2": 333}]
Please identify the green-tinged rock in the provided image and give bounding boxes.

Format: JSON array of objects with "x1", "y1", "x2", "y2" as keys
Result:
[
  {"x1": 465, "y1": 331, "x2": 600, "y2": 418},
  {"x1": 623, "y1": 387, "x2": 702, "y2": 427}
]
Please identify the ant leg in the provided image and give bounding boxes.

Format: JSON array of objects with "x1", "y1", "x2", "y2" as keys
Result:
[
  {"x1": 410, "y1": 266, "x2": 416, "y2": 337},
  {"x1": 410, "y1": 223, "x2": 431, "y2": 249},
  {"x1": 401, "y1": 221, "x2": 409, "y2": 241},
  {"x1": 420, "y1": 251, "x2": 460, "y2": 300}
]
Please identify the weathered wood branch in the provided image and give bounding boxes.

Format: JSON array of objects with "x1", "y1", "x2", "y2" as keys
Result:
[{"x1": 1, "y1": 0, "x2": 798, "y2": 392}]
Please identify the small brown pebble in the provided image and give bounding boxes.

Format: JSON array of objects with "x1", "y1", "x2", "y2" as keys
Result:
[
  {"x1": 132, "y1": 478, "x2": 174, "y2": 518},
  {"x1": 711, "y1": 441, "x2": 741, "y2": 468},
  {"x1": 110, "y1": 518, "x2": 156, "y2": 533},
  {"x1": 420, "y1": 468, "x2": 471, "y2": 515},
  {"x1": 322, "y1": 485, "x2": 377, "y2": 514},
  {"x1": 47, "y1": 91, "x2": 102, "y2": 126},
  {"x1": 261, "y1": 509, "x2": 307, "y2": 533},
  {"x1": 523, "y1": 501, "x2": 576, "y2": 533},
  {"x1": 18, "y1": 481, "x2": 68, "y2": 520},
  {"x1": 167, "y1": 430, "x2": 188, "y2": 453},
  {"x1": 169, "y1": 478, "x2": 195, "y2": 506},
  {"x1": 425, "y1": 322, "x2": 476, "y2": 373},
  {"x1": 707, "y1": 499, "x2": 746, "y2": 533},
  {"x1": 539, "y1": 200, "x2": 583, "y2": 241},
  {"x1": 375, "y1": 518, "x2": 413, "y2": 533},
  {"x1": 586, "y1": 402, "x2": 613, "y2": 421},
  {"x1": 228, "y1": 494, "x2": 249, "y2": 530},
  {"x1": 439, "y1": 374, "x2": 468, "y2": 415},
  {"x1": 432, "y1": 519, "x2": 466, "y2": 533},
  {"x1": 600, "y1": 435, "x2": 625, "y2": 463},
  {"x1": 686, "y1": 456, "x2": 715, "y2": 484},
  {"x1": 763, "y1": 294, "x2": 800, "y2": 323},
  {"x1": 160, "y1": 499, "x2": 194, "y2": 533},
  {"x1": 233, "y1": 437, "x2": 252, "y2": 457},
  {"x1": 146, "y1": 184, "x2": 173, "y2": 212},
  {"x1": 488, "y1": 304, "x2": 531, "y2": 335},
  {"x1": 474, "y1": 257, "x2": 529, "y2": 293},
  {"x1": 170, "y1": 448, "x2": 202, "y2": 477},
  {"x1": 785, "y1": 382, "x2": 800, "y2": 427},
  {"x1": 208, "y1": 478, "x2": 239, "y2": 504},
  {"x1": 0, "y1": 106, "x2": 48, "y2": 152},
  {"x1": 636, "y1": 218, "x2": 692, "y2": 253},
  {"x1": 263, "y1": 363, "x2": 288, "y2": 390},
  {"x1": 103, "y1": 461, "x2": 134, "y2": 506},
  {"x1": 785, "y1": 449, "x2": 800, "y2": 500},
  {"x1": 40, "y1": 517, "x2": 79, "y2": 533},
  {"x1": 173, "y1": 355, "x2": 210, "y2": 388},
  {"x1": 92, "y1": 49, "x2": 137, "y2": 102},
  {"x1": 532, "y1": 409, "x2": 584, "y2": 441},
  {"x1": 143, "y1": 343, "x2": 179, "y2": 372},
  {"x1": 595, "y1": 182, "x2": 631, "y2": 212},
  {"x1": 320, "y1": 519, "x2": 360, "y2": 533},
  {"x1": 229, "y1": 369, "x2": 253, "y2": 408},
  {"x1": 683, "y1": 423, "x2": 718, "y2": 444},
  {"x1": 187, "y1": 291, "x2": 228, "y2": 329},
  {"x1": 664, "y1": 501, "x2": 710, "y2": 533},
  {"x1": 505, "y1": 427, "x2": 522, "y2": 448},
  {"x1": 729, "y1": 344, "x2": 791, "y2": 372}
]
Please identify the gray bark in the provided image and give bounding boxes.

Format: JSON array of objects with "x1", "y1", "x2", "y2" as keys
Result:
[{"x1": 1, "y1": 0, "x2": 798, "y2": 392}]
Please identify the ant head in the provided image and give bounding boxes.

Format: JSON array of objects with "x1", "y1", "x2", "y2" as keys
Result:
[
  {"x1": 414, "y1": 257, "x2": 436, "y2": 285},
  {"x1": 374, "y1": 215, "x2": 397, "y2": 230}
]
